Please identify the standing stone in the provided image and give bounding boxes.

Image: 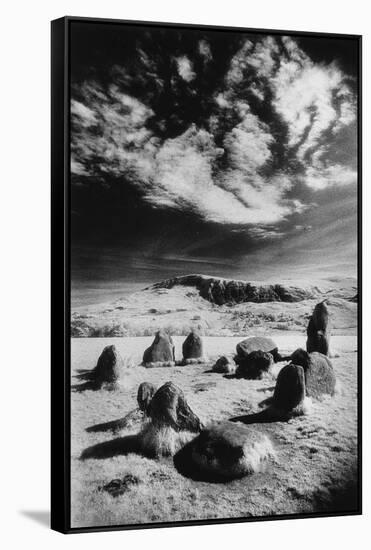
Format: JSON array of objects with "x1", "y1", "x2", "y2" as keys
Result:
[
  {"x1": 93, "y1": 345, "x2": 124, "y2": 387},
  {"x1": 272, "y1": 363, "x2": 306, "y2": 413},
  {"x1": 306, "y1": 301, "x2": 331, "y2": 356},
  {"x1": 290, "y1": 348, "x2": 336, "y2": 398},
  {"x1": 142, "y1": 330, "x2": 175, "y2": 366},
  {"x1": 182, "y1": 331, "x2": 204, "y2": 363},
  {"x1": 140, "y1": 382, "x2": 202, "y2": 457},
  {"x1": 149, "y1": 382, "x2": 202, "y2": 432}
]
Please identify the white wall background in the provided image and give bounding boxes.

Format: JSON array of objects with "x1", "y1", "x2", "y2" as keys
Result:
[{"x1": 0, "y1": 0, "x2": 369, "y2": 547}]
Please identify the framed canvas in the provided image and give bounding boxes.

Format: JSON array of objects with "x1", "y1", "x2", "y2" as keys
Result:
[{"x1": 51, "y1": 16, "x2": 362, "y2": 533}]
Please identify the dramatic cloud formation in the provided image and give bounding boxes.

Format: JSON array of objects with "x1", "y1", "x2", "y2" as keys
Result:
[{"x1": 71, "y1": 32, "x2": 357, "y2": 242}]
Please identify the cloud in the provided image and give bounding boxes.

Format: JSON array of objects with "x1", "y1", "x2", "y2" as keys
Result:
[
  {"x1": 303, "y1": 164, "x2": 357, "y2": 190},
  {"x1": 150, "y1": 125, "x2": 303, "y2": 225},
  {"x1": 71, "y1": 33, "x2": 357, "y2": 235},
  {"x1": 175, "y1": 56, "x2": 196, "y2": 82},
  {"x1": 71, "y1": 99, "x2": 97, "y2": 127},
  {"x1": 225, "y1": 36, "x2": 356, "y2": 187}
]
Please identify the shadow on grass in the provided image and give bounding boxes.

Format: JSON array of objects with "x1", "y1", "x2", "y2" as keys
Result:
[
  {"x1": 173, "y1": 440, "x2": 239, "y2": 484},
  {"x1": 229, "y1": 407, "x2": 289, "y2": 424},
  {"x1": 71, "y1": 380, "x2": 102, "y2": 392},
  {"x1": 86, "y1": 410, "x2": 143, "y2": 433},
  {"x1": 74, "y1": 369, "x2": 94, "y2": 380},
  {"x1": 81, "y1": 434, "x2": 141, "y2": 460}
]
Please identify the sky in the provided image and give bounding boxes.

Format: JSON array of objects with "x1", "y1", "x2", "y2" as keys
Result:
[{"x1": 70, "y1": 21, "x2": 359, "y2": 304}]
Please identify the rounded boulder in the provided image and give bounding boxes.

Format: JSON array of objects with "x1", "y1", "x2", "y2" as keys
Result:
[
  {"x1": 236, "y1": 336, "x2": 279, "y2": 361},
  {"x1": 190, "y1": 421, "x2": 276, "y2": 480}
]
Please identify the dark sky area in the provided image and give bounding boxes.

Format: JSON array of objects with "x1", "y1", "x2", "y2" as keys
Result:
[{"x1": 69, "y1": 21, "x2": 358, "y2": 305}]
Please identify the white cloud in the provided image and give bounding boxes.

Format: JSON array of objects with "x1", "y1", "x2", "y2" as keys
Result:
[
  {"x1": 248, "y1": 226, "x2": 286, "y2": 240},
  {"x1": 225, "y1": 36, "x2": 357, "y2": 191},
  {"x1": 223, "y1": 106, "x2": 273, "y2": 171},
  {"x1": 148, "y1": 125, "x2": 303, "y2": 226},
  {"x1": 71, "y1": 100, "x2": 97, "y2": 127},
  {"x1": 71, "y1": 34, "x2": 357, "y2": 236},
  {"x1": 175, "y1": 56, "x2": 196, "y2": 82},
  {"x1": 304, "y1": 164, "x2": 357, "y2": 190},
  {"x1": 225, "y1": 40, "x2": 254, "y2": 86}
]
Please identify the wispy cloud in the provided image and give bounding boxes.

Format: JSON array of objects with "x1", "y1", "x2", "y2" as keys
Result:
[
  {"x1": 175, "y1": 55, "x2": 196, "y2": 82},
  {"x1": 71, "y1": 34, "x2": 357, "y2": 234}
]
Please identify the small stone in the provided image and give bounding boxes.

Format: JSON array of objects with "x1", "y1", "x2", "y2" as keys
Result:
[
  {"x1": 212, "y1": 356, "x2": 236, "y2": 374},
  {"x1": 101, "y1": 474, "x2": 140, "y2": 497}
]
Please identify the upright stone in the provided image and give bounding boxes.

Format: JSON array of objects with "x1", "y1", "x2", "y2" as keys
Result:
[
  {"x1": 93, "y1": 345, "x2": 124, "y2": 387},
  {"x1": 182, "y1": 331, "x2": 204, "y2": 363},
  {"x1": 149, "y1": 382, "x2": 202, "y2": 432},
  {"x1": 272, "y1": 363, "x2": 306, "y2": 413},
  {"x1": 306, "y1": 301, "x2": 331, "y2": 356},
  {"x1": 142, "y1": 330, "x2": 175, "y2": 366},
  {"x1": 290, "y1": 348, "x2": 336, "y2": 398}
]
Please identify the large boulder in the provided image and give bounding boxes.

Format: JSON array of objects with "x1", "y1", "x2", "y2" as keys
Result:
[
  {"x1": 272, "y1": 363, "x2": 306, "y2": 414},
  {"x1": 137, "y1": 382, "x2": 157, "y2": 414},
  {"x1": 182, "y1": 331, "x2": 204, "y2": 364},
  {"x1": 235, "y1": 350, "x2": 274, "y2": 379},
  {"x1": 189, "y1": 421, "x2": 276, "y2": 480},
  {"x1": 93, "y1": 345, "x2": 124, "y2": 387},
  {"x1": 290, "y1": 349, "x2": 336, "y2": 398},
  {"x1": 142, "y1": 330, "x2": 175, "y2": 367},
  {"x1": 235, "y1": 336, "x2": 278, "y2": 379},
  {"x1": 140, "y1": 382, "x2": 202, "y2": 457},
  {"x1": 306, "y1": 301, "x2": 331, "y2": 356},
  {"x1": 236, "y1": 336, "x2": 279, "y2": 361},
  {"x1": 212, "y1": 356, "x2": 236, "y2": 374}
]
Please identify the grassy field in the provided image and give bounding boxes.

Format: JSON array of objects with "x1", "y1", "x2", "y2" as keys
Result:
[{"x1": 71, "y1": 333, "x2": 358, "y2": 528}]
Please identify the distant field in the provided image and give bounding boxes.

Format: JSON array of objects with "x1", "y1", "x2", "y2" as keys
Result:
[{"x1": 71, "y1": 334, "x2": 358, "y2": 528}]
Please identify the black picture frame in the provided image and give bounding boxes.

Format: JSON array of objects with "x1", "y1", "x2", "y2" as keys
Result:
[{"x1": 51, "y1": 16, "x2": 362, "y2": 534}]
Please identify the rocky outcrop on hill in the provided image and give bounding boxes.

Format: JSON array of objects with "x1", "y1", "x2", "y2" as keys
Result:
[{"x1": 149, "y1": 274, "x2": 315, "y2": 305}]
